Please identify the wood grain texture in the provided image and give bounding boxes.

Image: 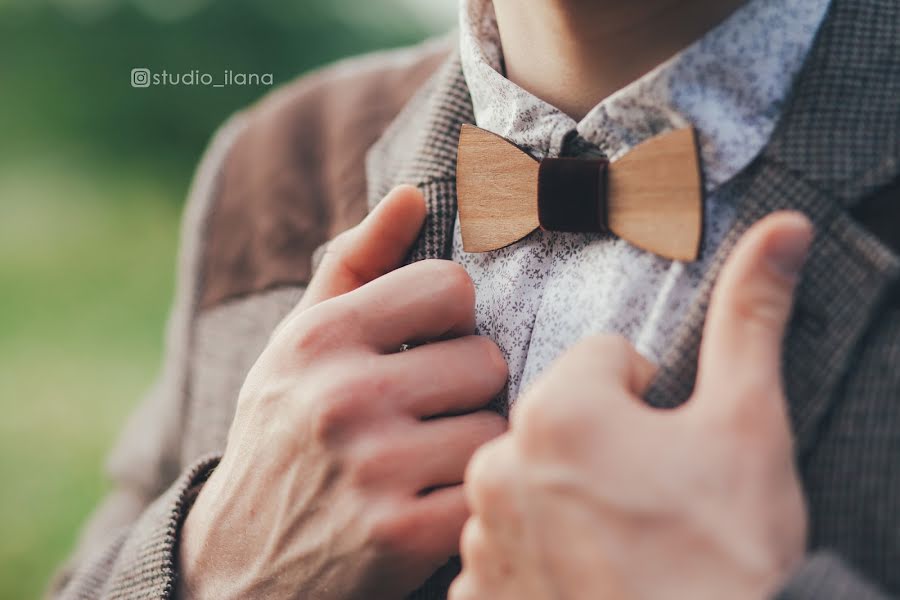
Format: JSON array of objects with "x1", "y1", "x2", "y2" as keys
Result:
[
  {"x1": 457, "y1": 124, "x2": 539, "y2": 252},
  {"x1": 456, "y1": 124, "x2": 703, "y2": 261},
  {"x1": 608, "y1": 127, "x2": 703, "y2": 261}
]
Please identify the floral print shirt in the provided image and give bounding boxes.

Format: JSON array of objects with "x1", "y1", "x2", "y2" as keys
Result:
[{"x1": 453, "y1": 0, "x2": 832, "y2": 406}]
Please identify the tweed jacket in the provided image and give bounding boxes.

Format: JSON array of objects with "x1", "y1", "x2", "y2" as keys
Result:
[{"x1": 52, "y1": 0, "x2": 900, "y2": 598}]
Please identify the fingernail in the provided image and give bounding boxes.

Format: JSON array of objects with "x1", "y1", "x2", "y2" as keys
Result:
[{"x1": 767, "y1": 217, "x2": 813, "y2": 279}]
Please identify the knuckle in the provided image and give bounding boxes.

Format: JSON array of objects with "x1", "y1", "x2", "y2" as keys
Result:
[
  {"x1": 269, "y1": 308, "x2": 302, "y2": 343},
  {"x1": 466, "y1": 445, "x2": 508, "y2": 508},
  {"x1": 368, "y1": 505, "x2": 416, "y2": 555},
  {"x1": 248, "y1": 377, "x2": 288, "y2": 415},
  {"x1": 310, "y1": 231, "x2": 358, "y2": 285},
  {"x1": 516, "y1": 377, "x2": 560, "y2": 424},
  {"x1": 310, "y1": 393, "x2": 359, "y2": 445},
  {"x1": 236, "y1": 373, "x2": 291, "y2": 427},
  {"x1": 728, "y1": 284, "x2": 792, "y2": 333},
  {"x1": 346, "y1": 438, "x2": 398, "y2": 488},
  {"x1": 325, "y1": 370, "x2": 367, "y2": 405},
  {"x1": 309, "y1": 369, "x2": 375, "y2": 443},
  {"x1": 322, "y1": 228, "x2": 355, "y2": 262},
  {"x1": 516, "y1": 391, "x2": 579, "y2": 448},
  {"x1": 286, "y1": 304, "x2": 347, "y2": 357},
  {"x1": 427, "y1": 260, "x2": 475, "y2": 301},
  {"x1": 308, "y1": 354, "x2": 392, "y2": 444},
  {"x1": 459, "y1": 518, "x2": 489, "y2": 566},
  {"x1": 448, "y1": 574, "x2": 481, "y2": 600},
  {"x1": 472, "y1": 336, "x2": 509, "y2": 382},
  {"x1": 362, "y1": 355, "x2": 394, "y2": 399},
  {"x1": 329, "y1": 353, "x2": 390, "y2": 399},
  {"x1": 410, "y1": 261, "x2": 476, "y2": 331}
]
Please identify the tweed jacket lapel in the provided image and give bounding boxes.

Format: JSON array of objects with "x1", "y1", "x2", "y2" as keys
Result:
[
  {"x1": 643, "y1": 0, "x2": 900, "y2": 455},
  {"x1": 365, "y1": 0, "x2": 900, "y2": 454},
  {"x1": 366, "y1": 52, "x2": 473, "y2": 262}
]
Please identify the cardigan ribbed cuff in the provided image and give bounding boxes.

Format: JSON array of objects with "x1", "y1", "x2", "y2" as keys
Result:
[{"x1": 101, "y1": 454, "x2": 221, "y2": 600}]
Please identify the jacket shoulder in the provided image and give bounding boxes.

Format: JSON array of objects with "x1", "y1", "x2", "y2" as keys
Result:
[{"x1": 199, "y1": 36, "x2": 452, "y2": 309}]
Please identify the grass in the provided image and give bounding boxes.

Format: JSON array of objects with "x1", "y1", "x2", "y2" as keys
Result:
[{"x1": 0, "y1": 151, "x2": 183, "y2": 599}]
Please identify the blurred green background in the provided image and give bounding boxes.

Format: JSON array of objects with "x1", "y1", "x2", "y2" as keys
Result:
[{"x1": 0, "y1": 1, "x2": 452, "y2": 597}]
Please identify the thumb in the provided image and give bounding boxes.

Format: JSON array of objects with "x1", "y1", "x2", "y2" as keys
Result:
[
  {"x1": 695, "y1": 211, "x2": 813, "y2": 403},
  {"x1": 299, "y1": 185, "x2": 426, "y2": 310}
]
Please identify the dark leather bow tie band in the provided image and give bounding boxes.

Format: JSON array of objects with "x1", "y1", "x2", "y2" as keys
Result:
[{"x1": 456, "y1": 124, "x2": 704, "y2": 262}]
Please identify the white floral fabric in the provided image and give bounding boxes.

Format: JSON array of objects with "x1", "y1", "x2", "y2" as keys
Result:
[{"x1": 453, "y1": 0, "x2": 832, "y2": 406}]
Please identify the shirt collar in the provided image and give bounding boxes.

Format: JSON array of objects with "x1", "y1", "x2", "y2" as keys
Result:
[{"x1": 459, "y1": 0, "x2": 831, "y2": 192}]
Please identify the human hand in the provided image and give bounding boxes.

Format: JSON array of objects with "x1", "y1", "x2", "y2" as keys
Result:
[
  {"x1": 451, "y1": 212, "x2": 813, "y2": 600},
  {"x1": 178, "y1": 186, "x2": 509, "y2": 599}
]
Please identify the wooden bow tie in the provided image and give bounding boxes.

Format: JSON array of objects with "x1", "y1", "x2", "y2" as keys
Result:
[{"x1": 456, "y1": 124, "x2": 704, "y2": 261}]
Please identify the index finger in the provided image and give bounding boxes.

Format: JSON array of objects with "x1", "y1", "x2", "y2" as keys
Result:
[
  {"x1": 337, "y1": 259, "x2": 477, "y2": 352},
  {"x1": 299, "y1": 185, "x2": 426, "y2": 311}
]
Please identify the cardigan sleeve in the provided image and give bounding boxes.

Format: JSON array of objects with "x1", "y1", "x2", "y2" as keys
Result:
[
  {"x1": 53, "y1": 455, "x2": 220, "y2": 600},
  {"x1": 46, "y1": 113, "x2": 246, "y2": 600}
]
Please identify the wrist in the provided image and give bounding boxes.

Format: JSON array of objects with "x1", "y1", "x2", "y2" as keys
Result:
[
  {"x1": 175, "y1": 506, "x2": 206, "y2": 599},
  {"x1": 175, "y1": 472, "x2": 225, "y2": 599}
]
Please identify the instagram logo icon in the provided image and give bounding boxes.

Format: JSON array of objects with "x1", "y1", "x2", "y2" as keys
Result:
[{"x1": 131, "y1": 68, "x2": 151, "y2": 88}]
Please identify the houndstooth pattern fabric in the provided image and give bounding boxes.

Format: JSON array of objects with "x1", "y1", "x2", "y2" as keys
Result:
[{"x1": 367, "y1": 0, "x2": 900, "y2": 597}]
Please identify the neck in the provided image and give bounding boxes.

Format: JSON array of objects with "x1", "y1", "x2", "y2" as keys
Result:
[{"x1": 491, "y1": 0, "x2": 747, "y2": 120}]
